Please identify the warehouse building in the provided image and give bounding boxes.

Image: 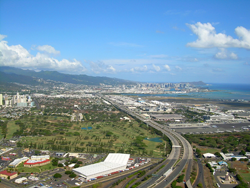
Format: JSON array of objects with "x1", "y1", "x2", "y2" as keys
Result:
[{"x1": 73, "y1": 153, "x2": 130, "y2": 181}]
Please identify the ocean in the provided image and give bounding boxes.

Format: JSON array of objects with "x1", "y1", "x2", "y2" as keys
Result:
[{"x1": 123, "y1": 83, "x2": 250, "y2": 101}]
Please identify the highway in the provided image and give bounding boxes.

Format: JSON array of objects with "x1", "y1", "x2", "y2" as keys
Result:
[{"x1": 101, "y1": 95, "x2": 193, "y2": 188}]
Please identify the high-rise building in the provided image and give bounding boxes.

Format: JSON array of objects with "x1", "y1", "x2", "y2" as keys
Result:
[{"x1": 0, "y1": 94, "x2": 2, "y2": 105}]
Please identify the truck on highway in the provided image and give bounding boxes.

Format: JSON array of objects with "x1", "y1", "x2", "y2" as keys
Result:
[{"x1": 163, "y1": 168, "x2": 173, "y2": 177}]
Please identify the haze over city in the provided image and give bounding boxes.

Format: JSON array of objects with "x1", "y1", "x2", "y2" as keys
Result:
[{"x1": 0, "y1": 0, "x2": 250, "y2": 83}]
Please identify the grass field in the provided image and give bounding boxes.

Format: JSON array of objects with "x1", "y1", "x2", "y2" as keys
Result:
[
  {"x1": 17, "y1": 161, "x2": 58, "y2": 173},
  {"x1": 6, "y1": 121, "x2": 19, "y2": 139},
  {"x1": 17, "y1": 116, "x2": 167, "y2": 157},
  {"x1": 197, "y1": 147, "x2": 221, "y2": 154},
  {"x1": 239, "y1": 169, "x2": 250, "y2": 182}
]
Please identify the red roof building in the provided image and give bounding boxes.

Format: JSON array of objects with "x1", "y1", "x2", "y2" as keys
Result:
[
  {"x1": 1, "y1": 156, "x2": 11, "y2": 161},
  {"x1": 24, "y1": 159, "x2": 50, "y2": 167},
  {"x1": 0, "y1": 170, "x2": 18, "y2": 179}
]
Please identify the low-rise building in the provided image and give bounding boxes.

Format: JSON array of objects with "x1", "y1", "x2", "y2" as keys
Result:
[
  {"x1": 220, "y1": 152, "x2": 248, "y2": 161},
  {"x1": 151, "y1": 114, "x2": 183, "y2": 121},
  {"x1": 30, "y1": 155, "x2": 50, "y2": 161},
  {"x1": 9, "y1": 157, "x2": 29, "y2": 168},
  {"x1": 24, "y1": 159, "x2": 50, "y2": 167},
  {"x1": 203, "y1": 153, "x2": 216, "y2": 158},
  {"x1": 15, "y1": 177, "x2": 28, "y2": 184},
  {"x1": 0, "y1": 170, "x2": 18, "y2": 179}
]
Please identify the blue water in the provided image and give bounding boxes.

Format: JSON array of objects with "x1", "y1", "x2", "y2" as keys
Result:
[
  {"x1": 202, "y1": 83, "x2": 250, "y2": 100},
  {"x1": 123, "y1": 83, "x2": 250, "y2": 100},
  {"x1": 144, "y1": 137, "x2": 163, "y2": 143},
  {"x1": 81, "y1": 127, "x2": 93, "y2": 130}
]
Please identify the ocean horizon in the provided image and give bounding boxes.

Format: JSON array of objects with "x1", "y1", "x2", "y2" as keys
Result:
[{"x1": 124, "y1": 83, "x2": 250, "y2": 100}]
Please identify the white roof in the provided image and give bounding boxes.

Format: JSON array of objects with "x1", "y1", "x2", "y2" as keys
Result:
[
  {"x1": 73, "y1": 161, "x2": 125, "y2": 177},
  {"x1": 31, "y1": 155, "x2": 50, "y2": 160},
  {"x1": 245, "y1": 152, "x2": 250, "y2": 156},
  {"x1": 9, "y1": 157, "x2": 29, "y2": 166},
  {"x1": 203, "y1": 153, "x2": 216, "y2": 157},
  {"x1": 104, "y1": 153, "x2": 130, "y2": 165},
  {"x1": 73, "y1": 153, "x2": 130, "y2": 178}
]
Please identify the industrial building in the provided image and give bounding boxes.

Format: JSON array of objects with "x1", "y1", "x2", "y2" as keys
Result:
[{"x1": 73, "y1": 153, "x2": 130, "y2": 181}]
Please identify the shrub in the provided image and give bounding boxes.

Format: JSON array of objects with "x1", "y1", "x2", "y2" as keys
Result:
[
  {"x1": 58, "y1": 163, "x2": 63, "y2": 167},
  {"x1": 176, "y1": 174, "x2": 184, "y2": 183},
  {"x1": 171, "y1": 180, "x2": 177, "y2": 188},
  {"x1": 53, "y1": 173, "x2": 62, "y2": 178},
  {"x1": 65, "y1": 171, "x2": 72, "y2": 174},
  {"x1": 69, "y1": 173, "x2": 77, "y2": 178}
]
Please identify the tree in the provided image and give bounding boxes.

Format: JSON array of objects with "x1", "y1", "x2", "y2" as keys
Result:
[
  {"x1": 58, "y1": 163, "x2": 63, "y2": 167},
  {"x1": 74, "y1": 164, "x2": 80, "y2": 168},
  {"x1": 246, "y1": 146, "x2": 250, "y2": 152},
  {"x1": 197, "y1": 183, "x2": 203, "y2": 188},
  {"x1": 171, "y1": 180, "x2": 177, "y2": 188},
  {"x1": 53, "y1": 173, "x2": 62, "y2": 178},
  {"x1": 228, "y1": 168, "x2": 236, "y2": 174},
  {"x1": 231, "y1": 157, "x2": 237, "y2": 161},
  {"x1": 65, "y1": 171, "x2": 72, "y2": 174},
  {"x1": 239, "y1": 150, "x2": 246, "y2": 155},
  {"x1": 176, "y1": 174, "x2": 184, "y2": 183},
  {"x1": 71, "y1": 158, "x2": 78, "y2": 163},
  {"x1": 69, "y1": 173, "x2": 77, "y2": 178},
  {"x1": 214, "y1": 152, "x2": 221, "y2": 157},
  {"x1": 222, "y1": 148, "x2": 228, "y2": 153}
]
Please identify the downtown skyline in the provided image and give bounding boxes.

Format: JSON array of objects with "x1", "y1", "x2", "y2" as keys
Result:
[{"x1": 0, "y1": 0, "x2": 250, "y2": 84}]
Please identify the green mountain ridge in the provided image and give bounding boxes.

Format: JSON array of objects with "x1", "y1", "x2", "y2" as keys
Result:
[{"x1": 0, "y1": 66, "x2": 135, "y2": 85}]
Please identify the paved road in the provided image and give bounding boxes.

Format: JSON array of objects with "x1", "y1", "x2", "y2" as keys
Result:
[
  {"x1": 101, "y1": 95, "x2": 193, "y2": 188},
  {"x1": 193, "y1": 157, "x2": 206, "y2": 188}
]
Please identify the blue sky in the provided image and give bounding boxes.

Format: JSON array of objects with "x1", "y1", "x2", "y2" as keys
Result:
[{"x1": 0, "y1": 0, "x2": 249, "y2": 83}]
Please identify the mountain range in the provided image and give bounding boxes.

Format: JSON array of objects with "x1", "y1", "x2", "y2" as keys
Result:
[{"x1": 0, "y1": 66, "x2": 135, "y2": 86}]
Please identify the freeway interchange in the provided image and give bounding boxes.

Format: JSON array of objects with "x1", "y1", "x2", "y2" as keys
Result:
[{"x1": 101, "y1": 95, "x2": 193, "y2": 188}]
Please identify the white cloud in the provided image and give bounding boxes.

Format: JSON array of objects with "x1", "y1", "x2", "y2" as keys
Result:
[
  {"x1": 175, "y1": 66, "x2": 182, "y2": 71},
  {"x1": 0, "y1": 35, "x2": 86, "y2": 73},
  {"x1": 229, "y1": 52, "x2": 238, "y2": 59},
  {"x1": 186, "y1": 22, "x2": 250, "y2": 49},
  {"x1": 88, "y1": 61, "x2": 116, "y2": 74},
  {"x1": 152, "y1": 64, "x2": 161, "y2": 71},
  {"x1": 102, "y1": 59, "x2": 171, "y2": 66},
  {"x1": 149, "y1": 54, "x2": 168, "y2": 58},
  {"x1": 164, "y1": 64, "x2": 171, "y2": 71},
  {"x1": 37, "y1": 45, "x2": 60, "y2": 55},
  {"x1": 0, "y1": 34, "x2": 7, "y2": 41},
  {"x1": 214, "y1": 48, "x2": 238, "y2": 60},
  {"x1": 130, "y1": 65, "x2": 148, "y2": 72}
]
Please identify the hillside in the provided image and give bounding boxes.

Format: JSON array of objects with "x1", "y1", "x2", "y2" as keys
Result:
[{"x1": 0, "y1": 66, "x2": 135, "y2": 85}]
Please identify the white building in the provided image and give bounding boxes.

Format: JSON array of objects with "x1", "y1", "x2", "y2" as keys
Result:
[
  {"x1": 203, "y1": 153, "x2": 216, "y2": 158},
  {"x1": 31, "y1": 155, "x2": 50, "y2": 160},
  {"x1": 9, "y1": 157, "x2": 29, "y2": 168},
  {"x1": 15, "y1": 177, "x2": 27, "y2": 184},
  {"x1": 73, "y1": 153, "x2": 130, "y2": 181},
  {"x1": 220, "y1": 153, "x2": 248, "y2": 161}
]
